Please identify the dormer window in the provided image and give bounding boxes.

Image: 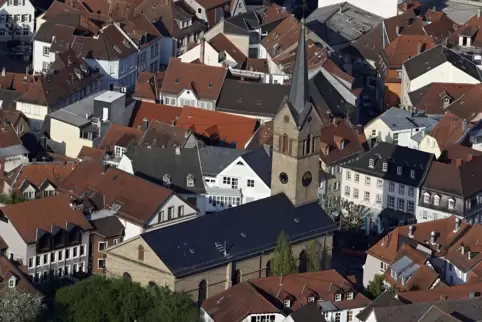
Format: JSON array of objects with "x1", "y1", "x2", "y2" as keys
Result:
[
  {"x1": 8, "y1": 277, "x2": 16, "y2": 288},
  {"x1": 115, "y1": 146, "x2": 127, "y2": 158},
  {"x1": 347, "y1": 292, "x2": 354, "y2": 300},
  {"x1": 369, "y1": 159, "x2": 374, "y2": 168},
  {"x1": 163, "y1": 174, "x2": 171, "y2": 186},
  {"x1": 424, "y1": 192, "x2": 430, "y2": 203},
  {"x1": 175, "y1": 77, "x2": 180, "y2": 83},
  {"x1": 448, "y1": 198, "x2": 455, "y2": 210},
  {"x1": 443, "y1": 97, "x2": 451, "y2": 107},
  {"x1": 382, "y1": 162, "x2": 388, "y2": 172},
  {"x1": 334, "y1": 294, "x2": 342, "y2": 302},
  {"x1": 308, "y1": 296, "x2": 316, "y2": 303},
  {"x1": 410, "y1": 169, "x2": 415, "y2": 179},
  {"x1": 397, "y1": 166, "x2": 402, "y2": 175},
  {"x1": 186, "y1": 174, "x2": 195, "y2": 187},
  {"x1": 434, "y1": 195, "x2": 440, "y2": 206},
  {"x1": 283, "y1": 299, "x2": 291, "y2": 307}
]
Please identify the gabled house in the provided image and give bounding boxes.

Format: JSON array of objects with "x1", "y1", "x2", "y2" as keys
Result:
[
  {"x1": 89, "y1": 216, "x2": 124, "y2": 275},
  {"x1": 138, "y1": 120, "x2": 199, "y2": 149},
  {"x1": 0, "y1": 110, "x2": 29, "y2": 135},
  {"x1": 363, "y1": 217, "x2": 469, "y2": 287},
  {"x1": 0, "y1": 256, "x2": 42, "y2": 296},
  {"x1": 60, "y1": 161, "x2": 200, "y2": 240},
  {"x1": 446, "y1": 10, "x2": 482, "y2": 66},
  {"x1": 133, "y1": 71, "x2": 164, "y2": 103},
  {"x1": 401, "y1": 45, "x2": 482, "y2": 107},
  {"x1": 3, "y1": 161, "x2": 78, "y2": 199},
  {"x1": 0, "y1": 123, "x2": 29, "y2": 172},
  {"x1": 97, "y1": 123, "x2": 143, "y2": 166},
  {"x1": 201, "y1": 270, "x2": 371, "y2": 322},
  {"x1": 0, "y1": 0, "x2": 36, "y2": 42},
  {"x1": 160, "y1": 58, "x2": 227, "y2": 109},
  {"x1": 0, "y1": 193, "x2": 93, "y2": 284},
  {"x1": 184, "y1": 0, "x2": 230, "y2": 28}
]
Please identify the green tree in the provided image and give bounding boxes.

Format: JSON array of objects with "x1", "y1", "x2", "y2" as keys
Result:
[
  {"x1": 319, "y1": 195, "x2": 369, "y2": 231},
  {"x1": 54, "y1": 275, "x2": 199, "y2": 322},
  {"x1": 366, "y1": 274, "x2": 385, "y2": 299},
  {"x1": 306, "y1": 240, "x2": 320, "y2": 272},
  {"x1": 0, "y1": 191, "x2": 26, "y2": 205},
  {"x1": 0, "y1": 289, "x2": 44, "y2": 321},
  {"x1": 271, "y1": 231, "x2": 296, "y2": 276}
]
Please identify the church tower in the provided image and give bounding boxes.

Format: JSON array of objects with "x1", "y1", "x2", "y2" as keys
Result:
[{"x1": 270, "y1": 21, "x2": 322, "y2": 206}]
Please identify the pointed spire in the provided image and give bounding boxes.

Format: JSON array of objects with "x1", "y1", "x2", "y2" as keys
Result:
[{"x1": 287, "y1": 19, "x2": 311, "y2": 127}]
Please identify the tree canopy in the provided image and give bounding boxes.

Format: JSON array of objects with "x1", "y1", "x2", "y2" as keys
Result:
[
  {"x1": 306, "y1": 240, "x2": 320, "y2": 272},
  {"x1": 54, "y1": 275, "x2": 199, "y2": 322},
  {"x1": 271, "y1": 231, "x2": 297, "y2": 276},
  {"x1": 366, "y1": 274, "x2": 386, "y2": 299},
  {"x1": 0, "y1": 289, "x2": 44, "y2": 322},
  {"x1": 0, "y1": 191, "x2": 26, "y2": 205}
]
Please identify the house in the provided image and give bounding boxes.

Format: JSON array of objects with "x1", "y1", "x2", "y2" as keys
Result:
[
  {"x1": 183, "y1": 0, "x2": 230, "y2": 28},
  {"x1": 118, "y1": 147, "x2": 206, "y2": 214},
  {"x1": 0, "y1": 124, "x2": 29, "y2": 172},
  {"x1": 437, "y1": 143, "x2": 482, "y2": 166},
  {"x1": 363, "y1": 107, "x2": 438, "y2": 149},
  {"x1": 445, "y1": 84, "x2": 482, "y2": 123},
  {"x1": 397, "y1": 0, "x2": 421, "y2": 15},
  {"x1": 201, "y1": 270, "x2": 371, "y2": 322},
  {"x1": 103, "y1": 23, "x2": 336, "y2": 301},
  {"x1": 317, "y1": 0, "x2": 398, "y2": 18},
  {"x1": 0, "y1": 193, "x2": 93, "y2": 283},
  {"x1": 341, "y1": 142, "x2": 434, "y2": 231},
  {"x1": 319, "y1": 118, "x2": 365, "y2": 201},
  {"x1": 160, "y1": 58, "x2": 227, "y2": 109},
  {"x1": 216, "y1": 79, "x2": 289, "y2": 122},
  {"x1": 306, "y1": 2, "x2": 383, "y2": 50},
  {"x1": 199, "y1": 145, "x2": 247, "y2": 182},
  {"x1": 408, "y1": 82, "x2": 475, "y2": 116},
  {"x1": 45, "y1": 91, "x2": 136, "y2": 158},
  {"x1": 60, "y1": 160, "x2": 200, "y2": 240},
  {"x1": 16, "y1": 50, "x2": 102, "y2": 132},
  {"x1": 3, "y1": 161, "x2": 78, "y2": 199},
  {"x1": 0, "y1": 256, "x2": 42, "y2": 295},
  {"x1": 0, "y1": 0, "x2": 36, "y2": 41},
  {"x1": 446, "y1": 10, "x2": 482, "y2": 66},
  {"x1": 417, "y1": 157, "x2": 482, "y2": 224},
  {"x1": 96, "y1": 123, "x2": 143, "y2": 166},
  {"x1": 137, "y1": 120, "x2": 199, "y2": 149},
  {"x1": 89, "y1": 216, "x2": 124, "y2": 275},
  {"x1": 362, "y1": 217, "x2": 469, "y2": 288},
  {"x1": 133, "y1": 71, "x2": 165, "y2": 103},
  {"x1": 0, "y1": 110, "x2": 29, "y2": 135},
  {"x1": 202, "y1": 146, "x2": 272, "y2": 212},
  {"x1": 376, "y1": 35, "x2": 436, "y2": 108},
  {"x1": 401, "y1": 45, "x2": 482, "y2": 108}
]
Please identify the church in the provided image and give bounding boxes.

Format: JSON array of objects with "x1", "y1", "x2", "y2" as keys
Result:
[{"x1": 103, "y1": 22, "x2": 337, "y2": 302}]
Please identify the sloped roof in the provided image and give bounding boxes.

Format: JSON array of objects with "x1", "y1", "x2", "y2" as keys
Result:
[
  {"x1": 319, "y1": 119, "x2": 364, "y2": 166},
  {"x1": 5, "y1": 162, "x2": 78, "y2": 191},
  {"x1": 198, "y1": 146, "x2": 247, "y2": 176},
  {"x1": 97, "y1": 123, "x2": 143, "y2": 151}
]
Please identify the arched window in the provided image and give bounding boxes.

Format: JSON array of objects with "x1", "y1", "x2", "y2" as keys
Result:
[
  {"x1": 266, "y1": 260, "x2": 272, "y2": 277},
  {"x1": 305, "y1": 135, "x2": 313, "y2": 155},
  {"x1": 232, "y1": 269, "x2": 241, "y2": 285},
  {"x1": 138, "y1": 245, "x2": 144, "y2": 261},
  {"x1": 122, "y1": 272, "x2": 132, "y2": 281},
  {"x1": 198, "y1": 280, "x2": 207, "y2": 303},
  {"x1": 282, "y1": 133, "x2": 288, "y2": 153},
  {"x1": 299, "y1": 250, "x2": 308, "y2": 273}
]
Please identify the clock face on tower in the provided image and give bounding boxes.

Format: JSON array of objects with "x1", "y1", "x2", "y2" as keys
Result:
[
  {"x1": 279, "y1": 172, "x2": 289, "y2": 184},
  {"x1": 302, "y1": 171, "x2": 312, "y2": 187}
]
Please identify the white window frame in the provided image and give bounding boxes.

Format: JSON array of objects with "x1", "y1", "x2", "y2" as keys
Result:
[
  {"x1": 346, "y1": 171, "x2": 351, "y2": 180},
  {"x1": 448, "y1": 198, "x2": 455, "y2": 210},
  {"x1": 408, "y1": 187, "x2": 414, "y2": 197},
  {"x1": 376, "y1": 194, "x2": 381, "y2": 204},
  {"x1": 98, "y1": 258, "x2": 106, "y2": 269},
  {"x1": 345, "y1": 186, "x2": 350, "y2": 196},
  {"x1": 80, "y1": 244, "x2": 86, "y2": 257},
  {"x1": 382, "y1": 162, "x2": 388, "y2": 172},
  {"x1": 353, "y1": 188, "x2": 359, "y2": 199},
  {"x1": 335, "y1": 294, "x2": 342, "y2": 301},
  {"x1": 397, "y1": 166, "x2": 402, "y2": 175},
  {"x1": 407, "y1": 200, "x2": 414, "y2": 213},
  {"x1": 434, "y1": 195, "x2": 440, "y2": 206},
  {"x1": 399, "y1": 184, "x2": 405, "y2": 195},
  {"x1": 398, "y1": 198, "x2": 405, "y2": 211},
  {"x1": 389, "y1": 182, "x2": 395, "y2": 192},
  {"x1": 283, "y1": 299, "x2": 291, "y2": 307},
  {"x1": 424, "y1": 192, "x2": 430, "y2": 203},
  {"x1": 388, "y1": 195, "x2": 395, "y2": 208},
  {"x1": 247, "y1": 179, "x2": 255, "y2": 187},
  {"x1": 365, "y1": 176, "x2": 371, "y2": 186},
  {"x1": 377, "y1": 179, "x2": 382, "y2": 188},
  {"x1": 113, "y1": 239, "x2": 119, "y2": 245},
  {"x1": 8, "y1": 277, "x2": 15, "y2": 288},
  {"x1": 98, "y1": 241, "x2": 107, "y2": 251},
  {"x1": 347, "y1": 292, "x2": 354, "y2": 300},
  {"x1": 354, "y1": 174, "x2": 359, "y2": 183}
]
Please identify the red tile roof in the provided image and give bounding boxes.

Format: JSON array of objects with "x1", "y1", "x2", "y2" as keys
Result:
[
  {"x1": 133, "y1": 72, "x2": 165, "y2": 102},
  {"x1": 209, "y1": 34, "x2": 246, "y2": 64},
  {"x1": 161, "y1": 58, "x2": 227, "y2": 101},
  {"x1": 130, "y1": 101, "x2": 182, "y2": 129},
  {"x1": 398, "y1": 281, "x2": 482, "y2": 303},
  {"x1": 445, "y1": 225, "x2": 482, "y2": 274},
  {"x1": 77, "y1": 146, "x2": 106, "y2": 161},
  {"x1": 428, "y1": 113, "x2": 471, "y2": 150},
  {"x1": 448, "y1": 13, "x2": 482, "y2": 48},
  {"x1": 382, "y1": 35, "x2": 436, "y2": 69},
  {"x1": 60, "y1": 159, "x2": 105, "y2": 195},
  {"x1": 0, "y1": 256, "x2": 41, "y2": 295},
  {"x1": 438, "y1": 143, "x2": 482, "y2": 166},
  {"x1": 412, "y1": 83, "x2": 475, "y2": 115},
  {"x1": 258, "y1": 4, "x2": 290, "y2": 26},
  {"x1": 319, "y1": 119, "x2": 364, "y2": 166},
  {"x1": 447, "y1": 85, "x2": 482, "y2": 121},
  {"x1": 1, "y1": 194, "x2": 93, "y2": 243},
  {"x1": 0, "y1": 124, "x2": 22, "y2": 148},
  {"x1": 97, "y1": 124, "x2": 143, "y2": 151}
]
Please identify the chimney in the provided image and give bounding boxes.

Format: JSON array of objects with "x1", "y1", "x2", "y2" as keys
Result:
[
  {"x1": 430, "y1": 231, "x2": 436, "y2": 244},
  {"x1": 175, "y1": 146, "x2": 181, "y2": 155},
  {"x1": 454, "y1": 217, "x2": 460, "y2": 232},
  {"x1": 478, "y1": 9, "x2": 481, "y2": 19},
  {"x1": 396, "y1": 25, "x2": 400, "y2": 35},
  {"x1": 432, "y1": 6, "x2": 436, "y2": 11},
  {"x1": 1, "y1": 67, "x2": 5, "y2": 77},
  {"x1": 143, "y1": 117, "x2": 148, "y2": 133},
  {"x1": 408, "y1": 225, "x2": 414, "y2": 238},
  {"x1": 417, "y1": 41, "x2": 423, "y2": 54}
]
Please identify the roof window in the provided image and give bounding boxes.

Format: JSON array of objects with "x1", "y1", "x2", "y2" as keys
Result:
[{"x1": 175, "y1": 77, "x2": 180, "y2": 83}]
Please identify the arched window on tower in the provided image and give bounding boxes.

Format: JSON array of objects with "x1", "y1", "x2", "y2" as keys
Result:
[{"x1": 138, "y1": 245, "x2": 144, "y2": 261}]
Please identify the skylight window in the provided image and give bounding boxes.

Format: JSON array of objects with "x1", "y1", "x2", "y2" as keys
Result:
[{"x1": 113, "y1": 46, "x2": 122, "y2": 53}]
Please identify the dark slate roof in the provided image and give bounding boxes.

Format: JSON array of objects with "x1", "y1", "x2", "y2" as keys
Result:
[
  {"x1": 241, "y1": 146, "x2": 272, "y2": 187},
  {"x1": 289, "y1": 302, "x2": 327, "y2": 322},
  {"x1": 224, "y1": 11, "x2": 260, "y2": 34},
  {"x1": 356, "y1": 291, "x2": 403, "y2": 321},
  {"x1": 141, "y1": 193, "x2": 337, "y2": 277},
  {"x1": 408, "y1": 83, "x2": 433, "y2": 107},
  {"x1": 403, "y1": 45, "x2": 482, "y2": 81},
  {"x1": 0, "y1": 89, "x2": 23, "y2": 109},
  {"x1": 198, "y1": 146, "x2": 248, "y2": 176},
  {"x1": 90, "y1": 216, "x2": 124, "y2": 238},
  {"x1": 125, "y1": 146, "x2": 206, "y2": 194},
  {"x1": 217, "y1": 79, "x2": 289, "y2": 117},
  {"x1": 344, "y1": 142, "x2": 434, "y2": 187}
]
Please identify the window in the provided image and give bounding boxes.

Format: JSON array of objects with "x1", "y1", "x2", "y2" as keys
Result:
[
  {"x1": 21, "y1": 14, "x2": 28, "y2": 22},
  {"x1": 308, "y1": 296, "x2": 315, "y2": 303},
  {"x1": 73, "y1": 247, "x2": 78, "y2": 258},
  {"x1": 247, "y1": 179, "x2": 255, "y2": 187},
  {"x1": 8, "y1": 278, "x2": 15, "y2": 288},
  {"x1": 347, "y1": 310, "x2": 353, "y2": 322},
  {"x1": 377, "y1": 179, "x2": 382, "y2": 188},
  {"x1": 138, "y1": 245, "x2": 144, "y2": 261},
  {"x1": 43, "y1": 46, "x2": 49, "y2": 56},
  {"x1": 223, "y1": 177, "x2": 231, "y2": 185},
  {"x1": 231, "y1": 178, "x2": 238, "y2": 189},
  {"x1": 388, "y1": 196, "x2": 395, "y2": 208},
  {"x1": 35, "y1": 255, "x2": 40, "y2": 267},
  {"x1": 114, "y1": 146, "x2": 126, "y2": 158},
  {"x1": 186, "y1": 175, "x2": 194, "y2": 187},
  {"x1": 364, "y1": 191, "x2": 370, "y2": 201},
  {"x1": 98, "y1": 259, "x2": 106, "y2": 269},
  {"x1": 177, "y1": 205, "x2": 184, "y2": 217},
  {"x1": 371, "y1": 129, "x2": 376, "y2": 136},
  {"x1": 424, "y1": 192, "x2": 430, "y2": 203},
  {"x1": 355, "y1": 174, "x2": 359, "y2": 183},
  {"x1": 382, "y1": 162, "x2": 388, "y2": 172},
  {"x1": 109, "y1": 65, "x2": 115, "y2": 74},
  {"x1": 410, "y1": 169, "x2": 415, "y2": 179},
  {"x1": 448, "y1": 199, "x2": 455, "y2": 210},
  {"x1": 43, "y1": 254, "x2": 48, "y2": 265},
  {"x1": 98, "y1": 242, "x2": 107, "y2": 251},
  {"x1": 80, "y1": 245, "x2": 86, "y2": 256},
  {"x1": 389, "y1": 182, "x2": 395, "y2": 192},
  {"x1": 398, "y1": 198, "x2": 405, "y2": 211},
  {"x1": 376, "y1": 194, "x2": 381, "y2": 204},
  {"x1": 346, "y1": 171, "x2": 351, "y2": 180},
  {"x1": 365, "y1": 177, "x2": 371, "y2": 186},
  {"x1": 397, "y1": 166, "x2": 402, "y2": 175},
  {"x1": 65, "y1": 248, "x2": 70, "y2": 259},
  {"x1": 43, "y1": 271, "x2": 48, "y2": 281},
  {"x1": 28, "y1": 257, "x2": 34, "y2": 268},
  {"x1": 353, "y1": 188, "x2": 359, "y2": 199},
  {"x1": 57, "y1": 267, "x2": 63, "y2": 277},
  {"x1": 334, "y1": 312, "x2": 341, "y2": 322},
  {"x1": 409, "y1": 187, "x2": 414, "y2": 197},
  {"x1": 407, "y1": 200, "x2": 414, "y2": 213},
  {"x1": 335, "y1": 294, "x2": 342, "y2": 301},
  {"x1": 168, "y1": 206, "x2": 174, "y2": 220},
  {"x1": 347, "y1": 292, "x2": 354, "y2": 300},
  {"x1": 399, "y1": 184, "x2": 405, "y2": 195},
  {"x1": 345, "y1": 186, "x2": 350, "y2": 196},
  {"x1": 369, "y1": 159, "x2": 374, "y2": 168},
  {"x1": 393, "y1": 133, "x2": 399, "y2": 144},
  {"x1": 283, "y1": 299, "x2": 291, "y2": 307},
  {"x1": 79, "y1": 262, "x2": 85, "y2": 272},
  {"x1": 397, "y1": 70, "x2": 402, "y2": 79},
  {"x1": 73, "y1": 263, "x2": 78, "y2": 273},
  {"x1": 434, "y1": 195, "x2": 440, "y2": 206},
  {"x1": 50, "y1": 252, "x2": 55, "y2": 263},
  {"x1": 422, "y1": 210, "x2": 427, "y2": 219}
]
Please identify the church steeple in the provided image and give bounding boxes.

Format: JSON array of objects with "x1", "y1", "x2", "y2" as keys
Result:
[{"x1": 287, "y1": 19, "x2": 312, "y2": 129}]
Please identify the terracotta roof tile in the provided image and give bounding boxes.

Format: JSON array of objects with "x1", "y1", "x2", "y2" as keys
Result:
[
  {"x1": 398, "y1": 0, "x2": 422, "y2": 13},
  {"x1": 246, "y1": 58, "x2": 270, "y2": 73},
  {"x1": 60, "y1": 159, "x2": 105, "y2": 195},
  {"x1": 197, "y1": 0, "x2": 229, "y2": 10},
  {"x1": 445, "y1": 225, "x2": 482, "y2": 274},
  {"x1": 138, "y1": 120, "x2": 190, "y2": 148},
  {"x1": 322, "y1": 58, "x2": 354, "y2": 84},
  {"x1": 0, "y1": 73, "x2": 34, "y2": 93},
  {"x1": 383, "y1": 10, "x2": 426, "y2": 43},
  {"x1": 428, "y1": 113, "x2": 470, "y2": 149},
  {"x1": 97, "y1": 124, "x2": 143, "y2": 151},
  {"x1": 133, "y1": 72, "x2": 165, "y2": 101},
  {"x1": 410, "y1": 83, "x2": 475, "y2": 115},
  {"x1": 161, "y1": 58, "x2": 227, "y2": 101},
  {"x1": 258, "y1": 4, "x2": 290, "y2": 26},
  {"x1": 448, "y1": 14, "x2": 482, "y2": 48},
  {"x1": 0, "y1": 256, "x2": 41, "y2": 295},
  {"x1": 398, "y1": 281, "x2": 482, "y2": 303},
  {"x1": 319, "y1": 119, "x2": 364, "y2": 166},
  {"x1": 77, "y1": 146, "x2": 106, "y2": 161},
  {"x1": 381, "y1": 35, "x2": 436, "y2": 69},
  {"x1": 246, "y1": 121, "x2": 273, "y2": 148},
  {"x1": 1, "y1": 194, "x2": 93, "y2": 243},
  {"x1": 438, "y1": 143, "x2": 482, "y2": 166},
  {"x1": 0, "y1": 124, "x2": 22, "y2": 148},
  {"x1": 209, "y1": 33, "x2": 246, "y2": 64},
  {"x1": 130, "y1": 101, "x2": 182, "y2": 129},
  {"x1": 447, "y1": 85, "x2": 482, "y2": 121}
]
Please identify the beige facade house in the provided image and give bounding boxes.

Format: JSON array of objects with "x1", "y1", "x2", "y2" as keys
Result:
[{"x1": 103, "y1": 23, "x2": 337, "y2": 303}]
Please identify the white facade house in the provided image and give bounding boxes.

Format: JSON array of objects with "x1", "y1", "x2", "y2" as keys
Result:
[
  {"x1": 0, "y1": 0, "x2": 35, "y2": 42},
  {"x1": 401, "y1": 46, "x2": 482, "y2": 108},
  {"x1": 179, "y1": 39, "x2": 239, "y2": 68},
  {"x1": 32, "y1": 39, "x2": 56, "y2": 73},
  {"x1": 316, "y1": 0, "x2": 397, "y2": 18},
  {"x1": 364, "y1": 107, "x2": 438, "y2": 149}
]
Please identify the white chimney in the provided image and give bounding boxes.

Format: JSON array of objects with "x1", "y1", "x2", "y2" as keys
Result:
[
  {"x1": 408, "y1": 225, "x2": 414, "y2": 238},
  {"x1": 175, "y1": 146, "x2": 181, "y2": 155},
  {"x1": 454, "y1": 217, "x2": 460, "y2": 232},
  {"x1": 1, "y1": 67, "x2": 5, "y2": 77},
  {"x1": 430, "y1": 231, "x2": 436, "y2": 244}
]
